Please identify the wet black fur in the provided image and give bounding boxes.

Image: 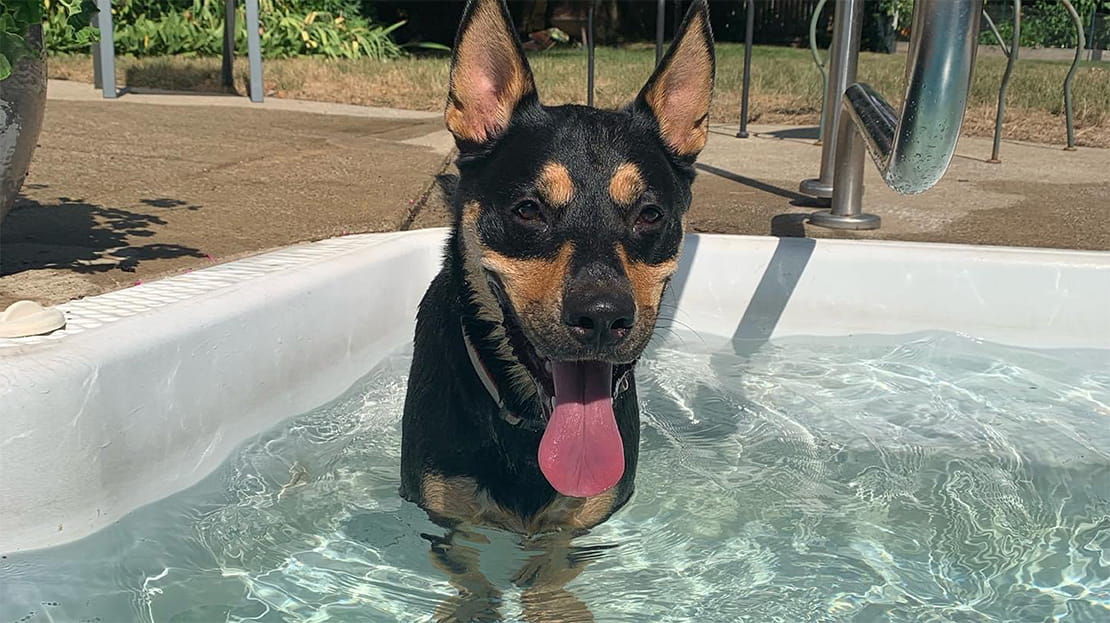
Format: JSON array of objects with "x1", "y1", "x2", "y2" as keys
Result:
[{"x1": 400, "y1": 0, "x2": 713, "y2": 528}]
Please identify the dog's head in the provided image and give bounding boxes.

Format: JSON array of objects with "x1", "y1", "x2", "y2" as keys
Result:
[{"x1": 447, "y1": 0, "x2": 713, "y2": 498}]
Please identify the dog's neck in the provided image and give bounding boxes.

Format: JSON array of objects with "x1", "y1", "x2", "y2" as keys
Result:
[{"x1": 460, "y1": 320, "x2": 544, "y2": 431}]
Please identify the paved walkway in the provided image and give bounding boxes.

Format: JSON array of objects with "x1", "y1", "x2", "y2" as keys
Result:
[{"x1": 1, "y1": 80, "x2": 1107, "y2": 307}]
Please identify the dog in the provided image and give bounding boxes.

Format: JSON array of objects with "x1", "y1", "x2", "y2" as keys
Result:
[{"x1": 400, "y1": 0, "x2": 714, "y2": 619}]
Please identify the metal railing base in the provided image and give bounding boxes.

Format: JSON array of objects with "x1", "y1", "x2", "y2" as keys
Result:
[
  {"x1": 799, "y1": 178, "x2": 834, "y2": 199},
  {"x1": 808, "y1": 210, "x2": 880, "y2": 230}
]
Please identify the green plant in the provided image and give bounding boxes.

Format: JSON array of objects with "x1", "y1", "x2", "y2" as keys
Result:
[
  {"x1": 2, "y1": 0, "x2": 97, "y2": 79},
  {"x1": 46, "y1": 0, "x2": 406, "y2": 61},
  {"x1": 980, "y1": 0, "x2": 1110, "y2": 48}
]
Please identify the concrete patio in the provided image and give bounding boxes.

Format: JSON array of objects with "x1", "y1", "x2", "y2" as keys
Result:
[{"x1": 1, "y1": 79, "x2": 1107, "y2": 308}]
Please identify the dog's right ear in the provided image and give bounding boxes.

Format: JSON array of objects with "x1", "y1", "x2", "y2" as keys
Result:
[
  {"x1": 633, "y1": 0, "x2": 715, "y2": 160},
  {"x1": 445, "y1": 0, "x2": 538, "y2": 148}
]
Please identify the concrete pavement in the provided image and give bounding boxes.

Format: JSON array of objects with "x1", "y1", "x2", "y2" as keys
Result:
[{"x1": 1, "y1": 80, "x2": 1106, "y2": 307}]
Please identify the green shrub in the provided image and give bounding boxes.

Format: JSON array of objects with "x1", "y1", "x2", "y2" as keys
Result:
[
  {"x1": 980, "y1": 0, "x2": 1109, "y2": 49},
  {"x1": 4, "y1": 1, "x2": 97, "y2": 78},
  {"x1": 45, "y1": 0, "x2": 404, "y2": 60}
]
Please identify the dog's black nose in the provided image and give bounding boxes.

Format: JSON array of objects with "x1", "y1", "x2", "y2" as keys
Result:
[{"x1": 563, "y1": 290, "x2": 636, "y2": 348}]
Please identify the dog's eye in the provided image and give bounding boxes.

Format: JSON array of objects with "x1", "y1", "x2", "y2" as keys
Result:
[
  {"x1": 637, "y1": 205, "x2": 664, "y2": 226},
  {"x1": 513, "y1": 200, "x2": 544, "y2": 223}
]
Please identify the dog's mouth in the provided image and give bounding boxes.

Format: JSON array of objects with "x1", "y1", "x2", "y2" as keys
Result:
[{"x1": 488, "y1": 274, "x2": 633, "y2": 498}]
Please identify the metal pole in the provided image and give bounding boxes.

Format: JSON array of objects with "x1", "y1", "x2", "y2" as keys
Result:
[
  {"x1": 656, "y1": 0, "x2": 665, "y2": 66},
  {"x1": 95, "y1": 0, "x2": 116, "y2": 98},
  {"x1": 91, "y1": 13, "x2": 102, "y2": 90},
  {"x1": 1060, "y1": 0, "x2": 1084, "y2": 150},
  {"x1": 982, "y1": 9, "x2": 1009, "y2": 55},
  {"x1": 587, "y1": 0, "x2": 595, "y2": 107},
  {"x1": 989, "y1": 1, "x2": 1020, "y2": 163},
  {"x1": 222, "y1": 0, "x2": 236, "y2": 90},
  {"x1": 809, "y1": 0, "x2": 983, "y2": 231},
  {"x1": 799, "y1": 0, "x2": 863, "y2": 199},
  {"x1": 1088, "y1": 5, "x2": 1099, "y2": 62},
  {"x1": 245, "y1": 0, "x2": 263, "y2": 103},
  {"x1": 674, "y1": 0, "x2": 683, "y2": 39},
  {"x1": 809, "y1": 0, "x2": 829, "y2": 144},
  {"x1": 737, "y1": 0, "x2": 755, "y2": 138},
  {"x1": 809, "y1": 113, "x2": 879, "y2": 229}
]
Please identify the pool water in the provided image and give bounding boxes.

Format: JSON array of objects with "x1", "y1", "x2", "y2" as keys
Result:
[{"x1": 3, "y1": 332, "x2": 1109, "y2": 622}]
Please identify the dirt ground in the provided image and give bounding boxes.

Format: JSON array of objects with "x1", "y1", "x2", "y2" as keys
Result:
[{"x1": 1, "y1": 82, "x2": 1107, "y2": 308}]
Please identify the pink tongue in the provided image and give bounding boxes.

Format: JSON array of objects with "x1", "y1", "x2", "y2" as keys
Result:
[{"x1": 539, "y1": 361, "x2": 624, "y2": 498}]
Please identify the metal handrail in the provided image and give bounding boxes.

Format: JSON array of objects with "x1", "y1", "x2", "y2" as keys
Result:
[
  {"x1": 848, "y1": 0, "x2": 983, "y2": 194},
  {"x1": 988, "y1": 0, "x2": 1020, "y2": 164},
  {"x1": 808, "y1": 0, "x2": 830, "y2": 144},
  {"x1": 1060, "y1": 0, "x2": 1085, "y2": 151},
  {"x1": 810, "y1": 0, "x2": 983, "y2": 230}
]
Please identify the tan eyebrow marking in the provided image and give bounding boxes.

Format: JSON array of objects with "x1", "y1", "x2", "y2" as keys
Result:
[
  {"x1": 609, "y1": 162, "x2": 646, "y2": 205},
  {"x1": 537, "y1": 161, "x2": 575, "y2": 208}
]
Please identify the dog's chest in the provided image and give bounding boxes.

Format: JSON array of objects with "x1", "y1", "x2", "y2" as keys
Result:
[{"x1": 420, "y1": 474, "x2": 616, "y2": 535}]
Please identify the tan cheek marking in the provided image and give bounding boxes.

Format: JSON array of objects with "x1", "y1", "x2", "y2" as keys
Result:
[
  {"x1": 609, "y1": 162, "x2": 646, "y2": 205},
  {"x1": 444, "y1": 2, "x2": 534, "y2": 143},
  {"x1": 481, "y1": 242, "x2": 574, "y2": 310},
  {"x1": 537, "y1": 162, "x2": 574, "y2": 208},
  {"x1": 616, "y1": 244, "x2": 678, "y2": 311}
]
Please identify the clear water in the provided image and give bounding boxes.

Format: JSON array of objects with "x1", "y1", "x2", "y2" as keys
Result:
[{"x1": 3, "y1": 332, "x2": 1110, "y2": 623}]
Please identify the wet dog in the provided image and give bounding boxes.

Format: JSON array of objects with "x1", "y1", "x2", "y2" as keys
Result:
[{"x1": 400, "y1": 0, "x2": 714, "y2": 619}]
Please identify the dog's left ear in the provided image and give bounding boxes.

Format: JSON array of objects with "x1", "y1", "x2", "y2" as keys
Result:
[
  {"x1": 445, "y1": 0, "x2": 538, "y2": 147},
  {"x1": 634, "y1": 0, "x2": 715, "y2": 159}
]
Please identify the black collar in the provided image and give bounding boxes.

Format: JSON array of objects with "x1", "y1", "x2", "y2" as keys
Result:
[{"x1": 460, "y1": 322, "x2": 632, "y2": 430}]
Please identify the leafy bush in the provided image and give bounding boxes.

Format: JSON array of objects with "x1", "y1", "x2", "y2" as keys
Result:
[
  {"x1": 980, "y1": 0, "x2": 1109, "y2": 49},
  {"x1": 45, "y1": 0, "x2": 404, "y2": 60},
  {"x1": 4, "y1": 1, "x2": 97, "y2": 78}
]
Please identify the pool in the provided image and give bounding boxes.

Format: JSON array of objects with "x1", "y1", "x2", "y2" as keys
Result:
[{"x1": 2, "y1": 230, "x2": 1108, "y2": 620}]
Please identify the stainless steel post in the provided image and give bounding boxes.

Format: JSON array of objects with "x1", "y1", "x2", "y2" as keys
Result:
[
  {"x1": 656, "y1": 0, "x2": 666, "y2": 66},
  {"x1": 736, "y1": 0, "x2": 755, "y2": 138},
  {"x1": 587, "y1": 0, "x2": 596, "y2": 106},
  {"x1": 91, "y1": 13, "x2": 101, "y2": 90},
  {"x1": 246, "y1": 0, "x2": 263, "y2": 103},
  {"x1": 809, "y1": 0, "x2": 983, "y2": 230},
  {"x1": 95, "y1": 0, "x2": 116, "y2": 99},
  {"x1": 799, "y1": 0, "x2": 863, "y2": 199},
  {"x1": 1088, "y1": 5, "x2": 1099, "y2": 62},
  {"x1": 990, "y1": 0, "x2": 1020, "y2": 164},
  {"x1": 809, "y1": 0, "x2": 830, "y2": 144},
  {"x1": 222, "y1": 0, "x2": 236, "y2": 90},
  {"x1": 1060, "y1": 0, "x2": 1084, "y2": 151},
  {"x1": 809, "y1": 104, "x2": 879, "y2": 229}
]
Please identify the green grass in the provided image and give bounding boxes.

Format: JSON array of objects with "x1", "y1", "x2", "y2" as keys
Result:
[{"x1": 48, "y1": 43, "x2": 1110, "y2": 147}]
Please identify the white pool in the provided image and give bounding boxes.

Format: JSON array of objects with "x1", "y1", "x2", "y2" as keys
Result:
[{"x1": 1, "y1": 230, "x2": 1107, "y2": 620}]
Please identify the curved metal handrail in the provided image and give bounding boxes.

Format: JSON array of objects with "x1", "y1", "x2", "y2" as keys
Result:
[
  {"x1": 808, "y1": 0, "x2": 830, "y2": 143},
  {"x1": 1060, "y1": 0, "x2": 1086, "y2": 150},
  {"x1": 989, "y1": 0, "x2": 1020, "y2": 163},
  {"x1": 844, "y1": 0, "x2": 983, "y2": 195}
]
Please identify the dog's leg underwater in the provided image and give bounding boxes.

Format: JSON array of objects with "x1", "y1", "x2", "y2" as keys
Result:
[
  {"x1": 512, "y1": 534, "x2": 612, "y2": 623},
  {"x1": 425, "y1": 528, "x2": 503, "y2": 623}
]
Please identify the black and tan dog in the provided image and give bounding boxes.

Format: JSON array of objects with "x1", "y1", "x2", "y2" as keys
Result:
[{"x1": 401, "y1": 0, "x2": 713, "y2": 618}]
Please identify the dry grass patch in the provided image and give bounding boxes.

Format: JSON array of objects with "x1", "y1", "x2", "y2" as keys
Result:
[{"x1": 49, "y1": 43, "x2": 1109, "y2": 147}]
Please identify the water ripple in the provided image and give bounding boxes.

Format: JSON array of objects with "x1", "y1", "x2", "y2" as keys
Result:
[{"x1": 2, "y1": 333, "x2": 1108, "y2": 622}]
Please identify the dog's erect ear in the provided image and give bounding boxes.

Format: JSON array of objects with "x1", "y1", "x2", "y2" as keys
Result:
[
  {"x1": 634, "y1": 0, "x2": 715, "y2": 159},
  {"x1": 445, "y1": 0, "x2": 538, "y2": 146}
]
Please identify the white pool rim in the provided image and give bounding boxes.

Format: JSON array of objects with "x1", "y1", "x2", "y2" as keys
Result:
[{"x1": 1, "y1": 229, "x2": 1107, "y2": 553}]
